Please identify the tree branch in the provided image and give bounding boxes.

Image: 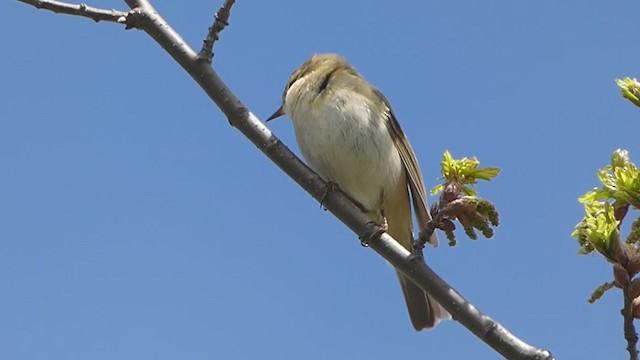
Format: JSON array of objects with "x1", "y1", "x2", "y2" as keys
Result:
[
  {"x1": 623, "y1": 280, "x2": 639, "y2": 360},
  {"x1": 198, "y1": 0, "x2": 236, "y2": 63},
  {"x1": 13, "y1": 1, "x2": 555, "y2": 359},
  {"x1": 16, "y1": 0, "x2": 128, "y2": 23},
  {"x1": 371, "y1": 232, "x2": 553, "y2": 359}
]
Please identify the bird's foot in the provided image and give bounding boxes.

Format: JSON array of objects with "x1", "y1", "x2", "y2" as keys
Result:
[
  {"x1": 359, "y1": 217, "x2": 388, "y2": 248},
  {"x1": 319, "y1": 181, "x2": 340, "y2": 210}
]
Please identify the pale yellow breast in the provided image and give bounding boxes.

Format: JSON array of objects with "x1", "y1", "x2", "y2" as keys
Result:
[{"x1": 284, "y1": 80, "x2": 404, "y2": 213}]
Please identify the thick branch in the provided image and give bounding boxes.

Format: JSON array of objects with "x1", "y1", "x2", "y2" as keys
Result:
[
  {"x1": 371, "y1": 233, "x2": 553, "y2": 359},
  {"x1": 16, "y1": 1, "x2": 554, "y2": 359},
  {"x1": 17, "y1": 0, "x2": 127, "y2": 23}
]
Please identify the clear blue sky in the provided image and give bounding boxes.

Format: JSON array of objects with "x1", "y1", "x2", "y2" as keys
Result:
[{"x1": 2, "y1": 1, "x2": 640, "y2": 359}]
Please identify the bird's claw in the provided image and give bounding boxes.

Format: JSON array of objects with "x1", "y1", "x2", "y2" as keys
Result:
[
  {"x1": 359, "y1": 220, "x2": 387, "y2": 247},
  {"x1": 320, "y1": 181, "x2": 340, "y2": 210}
]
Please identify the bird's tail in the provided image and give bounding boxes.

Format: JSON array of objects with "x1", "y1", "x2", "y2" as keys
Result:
[
  {"x1": 385, "y1": 174, "x2": 449, "y2": 331},
  {"x1": 397, "y1": 272, "x2": 450, "y2": 331}
]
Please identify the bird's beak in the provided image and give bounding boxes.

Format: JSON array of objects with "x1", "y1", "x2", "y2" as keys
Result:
[{"x1": 266, "y1": 106, "x2": 284, "y2": 122}]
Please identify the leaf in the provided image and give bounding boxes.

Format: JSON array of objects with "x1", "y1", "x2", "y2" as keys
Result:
[
  {"x1": 572, "y1": 201, "x2": 620, "y2": 260},
  {"x1": 430, "y1": 184, "x2": 445, "y2": 196},
  {"x1": 616, "y1": 78, "x2": 640, "y2": 108},
  {"x1": 470, "y1": 167, "x2": 501, "y2": 181},
  {"x1": 437, "y1": 151, "x2": 500, "y2": 187}
]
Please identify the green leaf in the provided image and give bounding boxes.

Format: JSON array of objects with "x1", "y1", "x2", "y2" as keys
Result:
[
  {"x1": 612, "y1": 149, "x2": 630, "y2": 167},
  {"x1": 437, "y1": 151, "x2": 500, "y2": 187},
  {"x1": 577, "y1": 149, "x2": 640, "y2": 209},
  {"x1": 461, "y1": 186, "x2": 477, "y2": 196},
  {"x1": 430, "y1": 184, "x2": 445, "y2": 196},
  {"x1": 470, "y1": 167, "x2": 501, "y2": 181},
  {"x1": 572, "y1": 201, "x2": 620, "y2": 260},
  {"x1": 616, "y1": 78, "x2": 640, "y2": 108}
]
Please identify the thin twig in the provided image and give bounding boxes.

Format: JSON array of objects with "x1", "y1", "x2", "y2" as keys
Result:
[
  {"x1": 198, "y1": 0, "x2": 236, "y2": 63},
  {"x1": 623, "y1": 282, "x2": 639, "y2": 360},
  {"x1": 414, "y1": 184, "x2": 465, "y2": 251},
  {"x1": 414, "y1": 206, "x2": 444, "y2": 254},
  {"x1": 16, "y1": 0, "x2": 128, "y2": 23}
]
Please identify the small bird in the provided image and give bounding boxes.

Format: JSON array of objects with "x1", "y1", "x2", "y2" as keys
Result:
[{"x1": 267, "y1": 54, "x2": 449, "y2": 330}]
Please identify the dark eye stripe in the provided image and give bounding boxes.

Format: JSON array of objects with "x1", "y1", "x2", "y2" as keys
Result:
[{"x1": 318, "y1": 68, "x2": 339, "y2": 93}]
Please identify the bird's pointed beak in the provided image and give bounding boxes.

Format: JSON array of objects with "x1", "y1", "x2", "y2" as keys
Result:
[{"x1": 266, "y1": 106, "x2": 284, "y2": 122}]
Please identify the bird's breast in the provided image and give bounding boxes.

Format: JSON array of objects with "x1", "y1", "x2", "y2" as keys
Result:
[{"x1": 285, "y1": 88, "x2": 404, "y2": 213}]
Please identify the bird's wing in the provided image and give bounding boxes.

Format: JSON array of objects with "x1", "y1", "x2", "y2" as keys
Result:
[{"x1": 374, "y1": 89, "x2": 438, "y2": 247}]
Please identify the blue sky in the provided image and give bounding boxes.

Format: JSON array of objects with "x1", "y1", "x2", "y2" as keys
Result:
[{"x1": 2, "y1": 1, "x2": 640, "y2": 359}]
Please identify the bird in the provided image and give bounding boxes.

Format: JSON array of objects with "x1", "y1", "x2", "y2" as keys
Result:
[{"x1": 267, "y1": 53, "x2": 449, "y2": 330}]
